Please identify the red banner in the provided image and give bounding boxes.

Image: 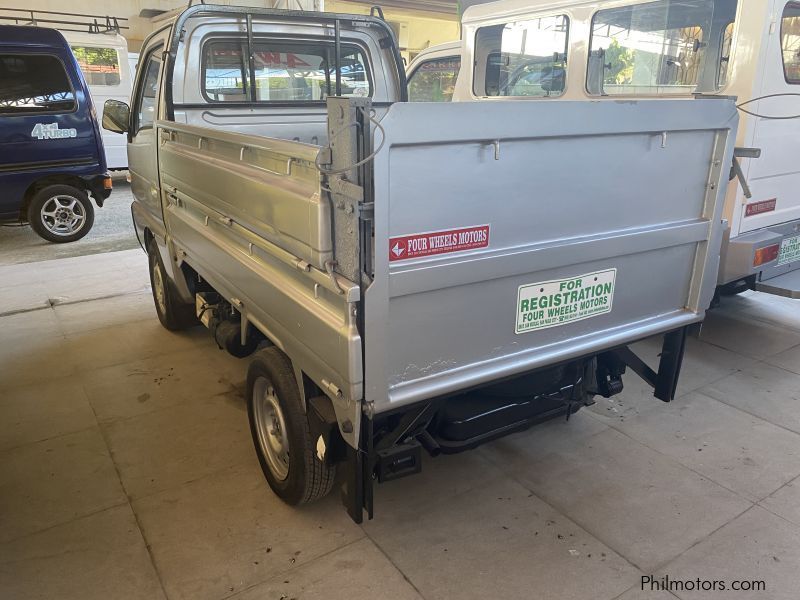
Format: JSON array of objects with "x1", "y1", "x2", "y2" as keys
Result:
[
  {"x1": 389, "y1": 225, "x2": 490, "y2": 262},
  {"x1": 745, "y1": 198, "x2": 777, "y2": 217}
]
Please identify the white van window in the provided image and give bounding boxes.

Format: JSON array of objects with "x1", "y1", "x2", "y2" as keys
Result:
[
  {"x1": 717, "y1": 21, "x2": 735, "y2": 88},
  {"x1": 0, "y1": 54, "x2": 76, "y2": 114},
  {"x1": 474, "y1": 15, "x2": 569, "y2": 97},
  {"x1": 781, "y1": 2, "x2": 800, "y2": 84},
  {"x1": 408, "y1": 56, "x2": 461, "y2": 101},
  {"x1": 203, "y1": 40, "x2": 370, "y2": 103},
  {"x1": 71, "y1": 46, "x2": 121, "y2": 86},
  {"x1": 587, "y1": 0, "x2": 719, "y2": 96}
]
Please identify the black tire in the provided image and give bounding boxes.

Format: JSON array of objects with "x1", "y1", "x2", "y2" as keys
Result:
[
  {"x1": 27, "y1": 184, "x2": 94, "y2": 243},
  {"x1": 147, "y1": 238, "x2": 198, "y2": 331},
  {"x1": 247, "y1": 347, "x2": 336, "y2": 505}
]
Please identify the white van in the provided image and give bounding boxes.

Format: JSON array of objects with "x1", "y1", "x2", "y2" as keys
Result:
[
  {"x1": 411, "y1": 0, "x2": 800, "y2": 299},
  {"x1": 63, "y1": 30, "x2": 133, "y2": 170}
]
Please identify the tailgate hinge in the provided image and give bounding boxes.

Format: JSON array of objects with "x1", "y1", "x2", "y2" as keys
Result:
[
  {"x1": 327, "y1": 175, "x2": 364, "y2": 203},
  {"x1": 359, "y1": 201, "x2": 374, "y2": 221}
]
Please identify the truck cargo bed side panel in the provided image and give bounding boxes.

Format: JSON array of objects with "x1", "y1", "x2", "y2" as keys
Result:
[
  {"x1": 365, "y1": 100, "x2": 737, "y2": 413},
  {"x1": 157, "y1": 121, "x2": 363, "y2": 404}
]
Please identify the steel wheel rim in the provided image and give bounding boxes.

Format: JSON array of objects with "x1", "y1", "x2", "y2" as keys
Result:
[
  {"x1": 152, "y1": 259, "x2": 168, "y2": 315},
  {"x1": 40, "y1": 195, "x2": 86, "y2": 236},
  {"x1": 253, "y1": 377, "x2": 290, "y2": 481}
]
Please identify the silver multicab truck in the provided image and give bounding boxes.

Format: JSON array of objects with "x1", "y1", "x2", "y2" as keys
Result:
[{"x1": 104, "y1": 4, "x2": 740, "y2": 522}]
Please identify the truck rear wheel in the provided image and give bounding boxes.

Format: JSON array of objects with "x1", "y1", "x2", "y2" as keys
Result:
[
  {"x1": 28, "y1": 184, "x2": 94, "y2": 243},
  {"x1": 147, "y1": 239, "x2": 197, "y2": 331},
  {"x1": 247, "y1": 347, "x2": 336, "y2": 505}
]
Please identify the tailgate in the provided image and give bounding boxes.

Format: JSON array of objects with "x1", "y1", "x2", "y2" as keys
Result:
[{"x1": 364, "y1": 99, "x2": 737, "y2": 411}]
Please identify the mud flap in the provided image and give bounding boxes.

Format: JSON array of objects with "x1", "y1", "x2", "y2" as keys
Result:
[{"x1": 340, "y1": 415, "x2": 373, "y2": 524}]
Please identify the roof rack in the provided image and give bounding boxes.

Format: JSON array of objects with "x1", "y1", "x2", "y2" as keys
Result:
[{"x1": 0, "y1": 8, "x2": 129, "y2": 34}]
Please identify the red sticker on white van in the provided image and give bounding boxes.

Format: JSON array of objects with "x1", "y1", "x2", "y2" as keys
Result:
[
  {"x1": 389, "y1": 225, "x2": 490, "y2": 262},
  {"x1": 745, "y1": 198, "x2": 777, "y2": 217}
]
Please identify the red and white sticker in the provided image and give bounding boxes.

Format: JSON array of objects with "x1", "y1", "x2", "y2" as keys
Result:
[
  {"x1": 389, "y1": 225, "x2": 490, "y2": 262},
  {"x1": 745, "y1": 198, "x2": 777, "y2": 217}
]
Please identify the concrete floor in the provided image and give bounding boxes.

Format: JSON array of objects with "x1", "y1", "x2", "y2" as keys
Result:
[{"x1": 2, "y1": 249, "x2": 800, "y2": 600}]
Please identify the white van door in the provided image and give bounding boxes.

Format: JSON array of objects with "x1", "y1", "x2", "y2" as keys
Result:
[{"x1": 739, "y1": 0, "x2": 800, "y2": 234}]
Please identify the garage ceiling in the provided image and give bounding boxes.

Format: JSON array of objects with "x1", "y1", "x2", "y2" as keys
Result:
[{"x1": 344, "y1": 0, "x2": 459, "y2": 15}]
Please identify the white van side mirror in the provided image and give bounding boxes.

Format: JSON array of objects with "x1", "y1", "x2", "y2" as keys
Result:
[{"x1": 103, "y1": 99, "x2": 130, "y2": 134}]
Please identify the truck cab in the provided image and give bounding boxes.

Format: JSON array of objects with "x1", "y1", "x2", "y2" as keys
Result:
[{"x1": 0, "y1": 25, "x2": 111, "y2": 243}]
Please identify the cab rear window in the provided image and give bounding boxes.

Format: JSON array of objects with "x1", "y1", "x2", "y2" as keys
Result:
[
  {"x1": 0, "y1": 53, "x2": 76, "y2": 114},
  {"x1": 202, "y1": 39, "x2": 371, "y2": 103}
]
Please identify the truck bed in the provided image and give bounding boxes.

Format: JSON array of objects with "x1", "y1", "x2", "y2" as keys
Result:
[{"x1": 156, "y1": 97, "x2": 738, "y2": 416}]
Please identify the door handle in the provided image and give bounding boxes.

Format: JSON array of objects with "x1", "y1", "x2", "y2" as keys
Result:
[
  {"x1": 165, "y1": 189, "x2": 181, "y2": 207},
  {"x1": 218, "y1": 216, "x2": 233, "y2": 226}
]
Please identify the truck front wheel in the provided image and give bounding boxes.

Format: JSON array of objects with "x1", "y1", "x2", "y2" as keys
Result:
[
  {"x1": 247, "y1": 347, "x2": 336, "y2": 505},
  {"x1": 147, "y1": 239, "x2": 197, "y2": 331},
  {"x1": 28, "y1": 184, "x2": 94, "y2": 243}
]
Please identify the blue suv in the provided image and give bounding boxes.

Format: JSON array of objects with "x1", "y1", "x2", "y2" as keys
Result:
[{"x1": 0, "y1": 25, "x2": 111, "y2": 242}]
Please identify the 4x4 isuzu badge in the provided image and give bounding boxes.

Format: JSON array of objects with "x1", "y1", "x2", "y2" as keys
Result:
[
  {"x1": 31, "y1": 123, "x2": 77, "y2": 140},
  {"x1": 516, "y1": 269, "x2": 616, "y2": 334}
]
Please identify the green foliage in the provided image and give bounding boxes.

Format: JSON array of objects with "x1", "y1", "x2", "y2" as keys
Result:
[
  {"x1": 604, "y1": 39, "x2": 634, "y2": 84},
  {"x1": 71, "y1": 46, "x2": 118, "y2": 68}
]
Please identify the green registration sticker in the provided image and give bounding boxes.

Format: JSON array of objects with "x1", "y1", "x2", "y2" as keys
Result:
[
  {"x1": 516, "y1": 269, "x2": 616, "y2": 334},
  {"x1": 778, "y1": 235, "x2": 800, "y2": 266}
]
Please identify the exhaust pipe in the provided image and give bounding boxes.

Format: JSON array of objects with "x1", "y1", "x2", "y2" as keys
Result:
[{"x1": 417, "y1": 430, "x2": 441, "y2": 457}]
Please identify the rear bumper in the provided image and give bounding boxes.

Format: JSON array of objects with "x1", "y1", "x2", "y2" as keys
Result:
[
  {"x1": 719, "y1": 219, "x2": 800, "y2": 286},
  {"x1": 756, "y1": 271, "x2": 800, "y2": 299},
  {"x1": 83, "y1": 173, "x2": 112, "y2": 206},
  {"x1": 376, "y1": 308, "x2": 703, "y2": 414}
]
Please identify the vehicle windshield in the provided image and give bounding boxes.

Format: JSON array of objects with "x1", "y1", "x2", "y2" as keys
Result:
[{"x1": 408, "y1": 56, "x2": 461, "y2": 101}]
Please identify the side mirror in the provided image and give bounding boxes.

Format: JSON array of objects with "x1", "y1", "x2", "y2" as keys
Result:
[{"x1": 102, "y1": 99, "x2": 130, "y2": 134}]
